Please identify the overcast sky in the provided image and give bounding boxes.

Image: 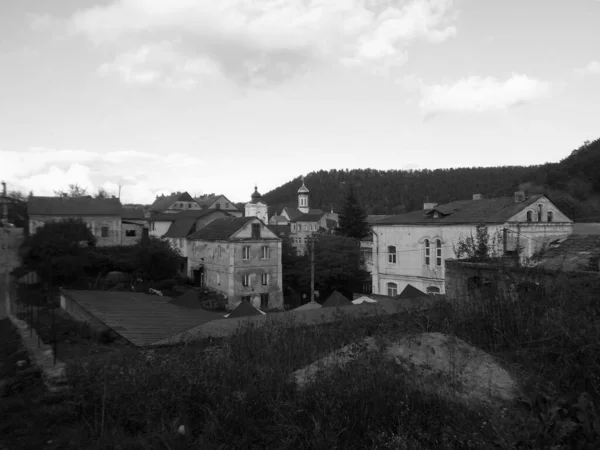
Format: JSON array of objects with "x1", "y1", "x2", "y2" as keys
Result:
[{"x1": 1, "y1": 0, "x2": 599, "y2": 204}]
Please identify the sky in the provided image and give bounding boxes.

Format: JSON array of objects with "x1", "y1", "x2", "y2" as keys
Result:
[{"x1": 1, "y1": 0, "x2": 599, "y2": 205}]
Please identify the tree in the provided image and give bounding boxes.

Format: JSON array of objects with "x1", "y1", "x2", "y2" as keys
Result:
[
  {"x1": 134, "y1": 237, "x2": 182, "y2": 281},
  {"x1": 95, "y1": 187, "x2": 111, "y2": 198},
  {"x1": 336, "y1": 184, "x2": 370, "y2": 239},
  {"x1": 21, "y1": 218, "x2": 96, "y2": 286},
  {"x1": 54, "y1": 183, "x2": 88, "y2": 197}
]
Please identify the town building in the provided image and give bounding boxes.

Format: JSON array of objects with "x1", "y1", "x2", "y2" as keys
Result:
[
  {"x1": 370, "y1": 192, "x2": 573, "y2": 296},
  {"x1": 244, "y1": 186, "x2": 268, "y2": 223},
  {"x1": 196, "y1": 194, "x2": 242, "y2": 217},
  {"x1": 148, "y1": 192, "x2": 201, "y2": 215},
  {"x1": 187, "y1": 216, "x2": 284, "y2": 311},
  {"x1": 28, "y1": 196, "x2": 147, "y2": 247},
  {"x1": 276, "y1": 179, "x2": 339, "y2": 254}
]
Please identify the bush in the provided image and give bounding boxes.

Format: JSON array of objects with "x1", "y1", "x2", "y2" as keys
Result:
[{"x1": 156, "y1": 278, "x2": 177, "y2": 291}]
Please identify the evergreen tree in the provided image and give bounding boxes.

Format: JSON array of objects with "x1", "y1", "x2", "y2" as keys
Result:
[{"x1": 336, "y1": 184, "x2": 370, "y2": 239}]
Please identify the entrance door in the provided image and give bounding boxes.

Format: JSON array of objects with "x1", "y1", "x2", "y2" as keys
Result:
[
  {"x1": 260, "y1": 293, "x2": 269, "y2": 311},
  {"x1": 193, "y1": 268, "x2": 204, "y2": 287}
]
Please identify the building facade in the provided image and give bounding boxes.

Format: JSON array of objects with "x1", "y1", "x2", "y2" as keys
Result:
[
  {"x1": 370, "y1": 192, "x2": 573, "y2": 296},
  {"x1": 187, "y1": 217, "x2": 284, "y2": 311}
]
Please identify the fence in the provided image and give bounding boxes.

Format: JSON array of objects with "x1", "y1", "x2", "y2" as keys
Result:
[{"x1": 8, "y1": 274, "x2": 60, "y2": 366}]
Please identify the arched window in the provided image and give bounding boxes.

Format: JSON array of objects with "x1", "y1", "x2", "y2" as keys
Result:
[
  {"x1": 435, "y1": 239, "x2": 442, "y2": 266},
  {"x1": 424, "y1": 239, "x2": 430, "y2": 265},
  {"x1": 547, "y1": 211, "x2": 553, "y2": 222},
  {"x1": 388, "y1": 246, "x2": 397, "y2": 263},
  {"x1": 387, "y1": 282, "x2": 398, "y2": 296},
  {"x1": 526, "y1": 210, "x2": 533, "y2": 222},
  {"x1": 537, "y1": 204, "x2": 543, "y2": 222}
]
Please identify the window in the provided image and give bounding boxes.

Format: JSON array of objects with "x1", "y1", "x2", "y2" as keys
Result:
[
  {"x1": 242, "y1": 295, "x2": 251, "y2": 303},
  {"x1": 424, "y1": 239, "x2": 430, "y2": 265},
  {"x1": 225, "y1": 202, "x2": 230, "y2": 208},
  {"x1": 217, "y1": 246, "x2": 222, "y2": 258},
  {"x1": 526, "y1": 210, "x2": 533, "y2": 222},
  {"x1": 292, "y1": 224, "x2": 296, "y2": 232},
  {"x1": 260, "y1": 293, "x2": 269, "y2": 310},
  {"x1": 125, "y1": 229, "x2": 136, "y2": 237},
  {"x1": 252, "y1": 223, "x2": 261, "y2": 238},
  {"x1": 547, "y1": 211, "x2": 553, "y2": 222},
  {"x1": 261, "y1": 246, "x2": 269, "y2": 259},
  {"x1": 261, "y1": 273, "x2": 268, "y2": 285},
  {"x1": 304, "y1": 224, "x2": 309, "y2": 231},
  {"x1": 242, "y1": 246, "x2": 250, "y2": 260},
  {"x1": 388, "y1": 246, "x2": 396, "y2": 263},
  {"x1": 101, "y1": 226, "x2": 109, "y2": 238},
  {"x1": 537, "y1": 204, "x2": 542, "y2": 222},
  {"x1": 242, "y1": 274, "x2": 250, "y2": 287},
  {"x1": 387, "y1": 282, "x2": 398, "y2": 297},
  {"x1": 435, "y1": 239, "x2": 442, "y2": 266},
  {"x1": 215, "y1": 203, "x2": 221, "y2": 209},
  {"x1": 427, "y1": 286, "x2": 440, "y2": 294}
]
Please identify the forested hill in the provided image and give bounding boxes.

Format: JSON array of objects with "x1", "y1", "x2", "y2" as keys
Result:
[{"x1": 263, "y1": 137, "x2": 600, "y2": 221}]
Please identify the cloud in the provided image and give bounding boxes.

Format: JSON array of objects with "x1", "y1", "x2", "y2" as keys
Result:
[
  {"x1": 0, "y1": 147, "x2": 205, "y2": 204},
  {"x1": 415, "y1": 73, "x2": 551, "y2": 114},
  {"x1": 574, "y1": 60, "x2": 600, "y2": 76},
  {"x1": 66, "y1": 0, "x2": 458, "y2": 87}
]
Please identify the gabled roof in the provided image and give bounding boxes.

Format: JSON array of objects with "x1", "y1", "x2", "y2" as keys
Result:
[
  {"x1": 149, "y1": 192, "x2": 195, "y2": 212},
  {"x1": 322, "y1": 290, "x2": 352, "y2": 308},
  {"x1": 398, "y1": 284, "x2": 429, "y2": 300},
  {"x1": 537, "y1": 235, "x2": 600, "y2": 272},
  {"x1": 291, "y1": 212, "x2": 324, "y2": 223},
  {"x1": 163, "y1": 217, "x2": 198, "y2": 239},
  {"x1": 282, "y1": 207, "x2": 304, "y2": 221},
  {"x1": 374, "y1": 195, "x2": 548, "y2": 225},
  {"x1": 196, "y1": 194, "x2": 240, "y2": 210},
  {"x1": 28, "y1": 196, "x2": 123, "y2": 216},
  {"x1": 269, "y1": 215, "x2": 287, "y2": 223},
  {"x1": 187, "y1": 217, "x2": 256, "y2": 241},
  {"x1": 150, "y1": 209, "x2": 230, "y2": 222},
  {"x1": 367, "y1": 215, "x2": 394, "y2": 224},
  {"x1": 121, "y1": 207, "x2": 145, "y2": 220},
  {"x1": 227, "y1": 301, "x2": 263, "y2": 318}
]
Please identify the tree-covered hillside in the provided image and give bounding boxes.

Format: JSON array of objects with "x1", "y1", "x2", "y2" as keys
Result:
[{"x1": 263, "y1": 138, "x2": 600, "y2": 221}]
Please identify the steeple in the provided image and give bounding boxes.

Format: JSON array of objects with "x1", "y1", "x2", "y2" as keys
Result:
[
  {"x1": 251, "y1": 185, "x2": 262, "y2": 201},
  {"x1": 297, "y1": 177, "x2": 310, "y2": 213},
  {"x1": 245, "y1": 185, "x2": 268, "y2": 223}
]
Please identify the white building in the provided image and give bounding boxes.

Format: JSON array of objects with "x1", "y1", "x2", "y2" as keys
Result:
[
  {"x1": 244, "y1": 186, "x2": 268, "y2": 223},
  {"x1": 370, "y1": 192, "x2": 573, "y2": 296}
]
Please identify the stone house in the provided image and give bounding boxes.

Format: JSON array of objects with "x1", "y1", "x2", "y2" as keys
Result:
[
  {"x1": 370, "y1": 192, "x2": 573, "y2": 296},
  {"x1": 148, "y1": 191, "x2": 201, "y2": 215},
  {"x1": 28, "y1": 196, "x2": 126, "y2": 246},
  {"x1": 196, "y1": 194, "x2": 242, "y2": 217},
  {"x1": 121, "y1": 207, "x2": 146, "y2": 246},
  {"x1": 187, "y1": 216, "x2": 283, "y2": 311}
]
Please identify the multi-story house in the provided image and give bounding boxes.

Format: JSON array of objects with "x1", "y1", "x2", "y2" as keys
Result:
[
  {"x1": 186, "y1": 216, "x2": 283, "y2": 311},
  {"x1": 28, "y1": 196, "x2": 135, "y2": 247},
  {"x1": 196, "y1": 194, "x2": 242, "y2": 217},
  {"x1": 148, "y1": 191, "x2": 201, "y2": 215},
  {"x1": 370, "y1": 192, "x2": 573, "y2": 296},
  {"x1": 121, "y1": 207, "x2": 147, "y2": 246},
  {"x1": 276, "y1": 179, "x2": 338, "y2": 254}
]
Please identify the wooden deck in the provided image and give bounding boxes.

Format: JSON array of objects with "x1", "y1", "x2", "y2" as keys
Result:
[{"x1": 63, "y1": 290, "x2": 223, "y2": 346}]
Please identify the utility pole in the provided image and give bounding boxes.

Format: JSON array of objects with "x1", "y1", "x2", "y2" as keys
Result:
[{"x1": 310, "y1": 235, "x2": 315, "y2": 302}]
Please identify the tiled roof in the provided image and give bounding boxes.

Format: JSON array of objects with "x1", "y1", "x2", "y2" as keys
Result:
[
  {"x1": 367, "y1": 215, "x2": 395, "y2": 224},
  {"x1": 163, "y1": 217, "x2": 198, "y2": 239},
  {"x1": 121, "y1": 207, "x2": 145, "y2": 220},
  {"x1": 291, "y1": 213, "x2": 324, "y2": 222},
  {"x1": 269, "y1": 215, "x2": 287, "y2": 223},
  {"x1": 187, "y1": 217, "x2": 255, "y2": 241},
  {"x1": 374, "y1": 195, "x2": 548, "y2": 225},
  {"x1": 28, "y1": 196, "x2": 123, "y2": 216},
  {"x1": 149, "y1": 192, "x2": 195, "y2": 212},
  {"x1": 282, "y1": 207, "x2": 304, "y2": 221},
  {"x1": 538, "y1": 235, "x2": 600, "y2": 271},
  {"x1": 150, "y1": 209, "x2": 229, "y2": 222},
  {"x1": 196, "y1": 195, "x2": 219, "y2": 207}
]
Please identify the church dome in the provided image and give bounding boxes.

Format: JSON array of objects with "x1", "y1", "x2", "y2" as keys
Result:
[
  {"x1": 297, "y1": 180, "x2": 309, "y2": 194},
  {"x1": 251, "y1": 186, "x2": 262, "y2": 200}
]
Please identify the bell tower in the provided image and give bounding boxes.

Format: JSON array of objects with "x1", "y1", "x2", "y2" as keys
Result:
[{"x1": 297, "y1": 178, "x2": 309, "y2": 214}]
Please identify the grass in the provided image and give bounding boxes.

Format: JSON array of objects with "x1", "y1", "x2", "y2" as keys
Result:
[{"x1": 2, "y1": 271, "x2": 600, "y2": 448}]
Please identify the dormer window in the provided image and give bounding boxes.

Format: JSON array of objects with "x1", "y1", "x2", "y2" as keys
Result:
[
  {"x1": 547, "y1": 211, "x2": 554, "y2": 222},
  {"x1": 526, "y1": 211, "x2": 533, "y2": 222}
]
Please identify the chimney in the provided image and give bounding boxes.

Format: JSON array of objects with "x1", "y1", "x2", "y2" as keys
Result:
[
  {"x1": 514, "y1": 191, "x2": 526, "y2": 203},
  {"x1": 423, "y1": 202, "x2": 438, "y2": 210},
  {"x1": 473, "y1": 194, "x2": 483, "y2": 201}
]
